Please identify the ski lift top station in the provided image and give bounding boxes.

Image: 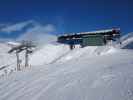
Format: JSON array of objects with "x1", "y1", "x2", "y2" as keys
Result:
[{"x1": 57, "y1": 28, "x2": 121, "y2": 49}]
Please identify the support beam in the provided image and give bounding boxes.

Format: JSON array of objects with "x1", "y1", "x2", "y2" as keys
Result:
[
  {"x1": 16, "y1": 52, "x2": 21, "y2": 71},
  {"x1": 25, "y1": 49, "x2": 29, "y2": 67}
]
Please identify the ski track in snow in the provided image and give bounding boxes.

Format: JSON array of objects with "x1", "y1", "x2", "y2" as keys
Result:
[
  {"x1": 0, "y1": 48, "x2": 132, "y2": 100},
  {"x1": 0, "y1": 34, "x2": 133, "y2": 100}
]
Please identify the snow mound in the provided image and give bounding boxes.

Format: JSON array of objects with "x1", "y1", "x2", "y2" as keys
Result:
[
  {"x1": 29, "y1": 44, "x2": 70, "y2": 66},
  {"x1": 58, "y1": 46, "x2": 118, "y2": 63},
  {"x1": 29, "y1": 43, "x2": 118, "y2": 65}
]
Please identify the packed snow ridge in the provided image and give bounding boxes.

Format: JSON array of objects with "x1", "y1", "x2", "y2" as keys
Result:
[{"x1": 0, "y1": 33, "x2": 133, "y2": 100}]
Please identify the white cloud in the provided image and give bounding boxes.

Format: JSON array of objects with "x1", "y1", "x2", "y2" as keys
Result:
[
  {"x1": 0, "y1": 20, "x2": 57, "y2": 46},
  {"x1": 0, "y1": 20, "x2": 35, "y2": 33},
  {"x1": 0, "y1": 38, "x2": 14, "y2": 42},
  {"x1": 17, "y1": 22, "x2": 57, "y2": 46},
  {"x1": 0, "y1": 24, "x2": 8, "y2": 28}
]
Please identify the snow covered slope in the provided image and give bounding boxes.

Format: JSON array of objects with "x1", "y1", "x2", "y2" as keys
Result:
[
  {"x1": 121, "y1": 32, "x2": 133, "y2": 49},
  {"x1": 29, "y1": 44, "x2": 70, "y2": 66},
  {"x1": 29, "y1": 43, "x2": 116, "y2": 65},
  {"x1": 0, "y1": 42, "x2": 16, "y2": 76},
  {"x1": 0, "y1": 41, "x2": 26, "y2": 77},
  {"x1": 0, "y1": 45, "x2": 133, "y2": 100}
]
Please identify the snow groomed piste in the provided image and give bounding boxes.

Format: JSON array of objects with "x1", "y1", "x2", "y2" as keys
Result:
[{"x1": 0, "y1": 31, "x2": 132, "y2": 100}]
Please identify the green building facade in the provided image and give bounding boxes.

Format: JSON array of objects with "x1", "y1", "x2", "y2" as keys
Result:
[{"x1": 82, "y1": 34, "x2": 105, "y2": 47}]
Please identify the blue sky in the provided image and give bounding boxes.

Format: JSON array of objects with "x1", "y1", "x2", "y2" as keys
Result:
[{"x1": 0, "y1": 0, "x2": 133, "y2": 39}]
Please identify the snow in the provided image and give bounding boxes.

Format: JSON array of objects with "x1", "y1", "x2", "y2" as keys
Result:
[
  {"x1": 7, "y1": 41, "x2": 21, "y2": 47},
  {"x1": 121, "y1": 32, "x2": 133, "y2": 49},
  {"x1": 121, "y1": 37, "x2": 133, "y2": 49},
  {"x1": 0, "y1": 33, "x2": 132, "y2": 100},
  {"x1": 0, "y1": 47, "x2": 132, "y2": 100},
  {"x1": 0, "y1": 43, "x2": 16, "y2": 76},
  {"x1": 0, "y1": 41, "x2": 27, "y2": 76},
  {"x1": 29, "y1": 44, "x2": 70, "y2": 65}
]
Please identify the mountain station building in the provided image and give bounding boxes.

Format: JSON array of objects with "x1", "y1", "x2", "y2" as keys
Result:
[{"x1": 57, "y1": 28, "x2": 121, "y2": 50}]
